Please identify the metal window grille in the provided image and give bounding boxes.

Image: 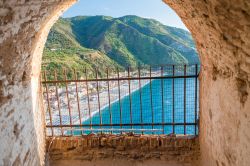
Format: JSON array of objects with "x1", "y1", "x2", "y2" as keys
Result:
[{"x1": 41, "y1": 64, "x2": 200, "y2": 136}]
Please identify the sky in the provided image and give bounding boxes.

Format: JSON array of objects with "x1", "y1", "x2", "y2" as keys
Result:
[{"x1": 62, "y1": 0, "x2": 188, "y2": 30}]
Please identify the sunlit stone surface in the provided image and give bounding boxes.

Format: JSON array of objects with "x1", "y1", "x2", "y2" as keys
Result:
[{"x1": 0, "y1": 0, "x2": 249, "y2": 165}]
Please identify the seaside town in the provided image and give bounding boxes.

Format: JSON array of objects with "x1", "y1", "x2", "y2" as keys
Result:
[{"x1": 44, "y1": 69, "x2": 158, "y2": 135}]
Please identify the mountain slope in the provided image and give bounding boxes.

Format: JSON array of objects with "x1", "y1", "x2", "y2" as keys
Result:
[
  {"x1": 68, "y1": 15, "x2": 199, "y2": 66},
  {"x1": 42, "y1": 15, "x2": 199, "y2": 78},
  {"x1": 118, "y1": 15, "x2": 198, "y2": 63},
  {"x1": 42, "y1": 18, "x2": 122, "y2": 79}
]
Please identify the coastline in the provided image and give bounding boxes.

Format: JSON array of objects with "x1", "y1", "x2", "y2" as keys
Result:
[
  {"x1": 73, "y1": 79, "x2": 151, "y2": 125},
  {"x1": 45, "y1": 78, "x2": 152, "y2": 135}
]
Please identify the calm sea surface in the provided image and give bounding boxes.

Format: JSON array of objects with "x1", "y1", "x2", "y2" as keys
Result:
[{"x1": 76, "y1": 77, "x2": 199, "y2": 135}]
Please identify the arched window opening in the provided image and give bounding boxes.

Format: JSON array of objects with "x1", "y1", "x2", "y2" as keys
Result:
[{"x1": 41, "y1": 0, "x2": 201, "y2": 137}]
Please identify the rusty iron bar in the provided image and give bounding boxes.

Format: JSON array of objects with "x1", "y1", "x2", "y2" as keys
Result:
[
  {"x1": 161, "y1": 66, "x2": 165, "y2": 134},
  {"x1": 43, "y1": 70, "x2": 54, "y2": 136},
  {"x1": 138, "y1": 67, "x2": 143, "y2": 134},
  {"x1": 74, "y1": 69, "x2": 83, "y2": 135},
  {"x1": 47, "y1": 122, "x2": 197, "y2": 128},
  {"x1": 42, "y1": 64, "x2": 199, "y2": 135},
  {"x1": 106, "y1": 68, "x2": 112, "y2": 134},
  {"x1": 95, "y1": 68, "x2": 102, "y2": 132},
  {"x1": 195, "y1": 64, "x2": 198, "y2": 135},
  {"x1": 54, "y1": 70, "x2": 63, "y2": 136},
  {"x1": 127, "y1": 67, "x2": 133, "y2": 129},
  {"x1": 85, "y1": 68, "x2": 92, "y2": 130},
  {"x1": 172, "y1": 65, "x2": 175, "y2": 134},
  {"x1": 63, "y1": 69, "x2": 73, "y2": 135},
  {"x1": 184, "y1": 65, "x2": 187, "y2": 135},
  {"x1": 42, "y1": 75, "x2": 198, "y2": 84},
  {"x1": 149, "y1": 66, "x2": 154, "y2": 134},
  {"x1": 62, "y1": 128, "x2": 163, "y2": 132},
  {"x1": 117, "y1": 68, "x2": 122, "y2": 133},
  {"x1": 141, "y1": 63, "x2": 198, "y2": 68}
]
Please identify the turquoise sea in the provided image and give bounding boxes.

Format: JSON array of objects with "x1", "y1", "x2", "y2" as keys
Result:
[{"x1": 77, "y1": 76, "x2": 199, "y2": 135}]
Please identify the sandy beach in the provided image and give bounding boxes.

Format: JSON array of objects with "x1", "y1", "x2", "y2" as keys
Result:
[{"x1": 44, "y1": 71, "x2": 161, "y2": 135}]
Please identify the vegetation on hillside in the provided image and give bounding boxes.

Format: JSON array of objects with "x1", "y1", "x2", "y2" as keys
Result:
[{"x1": 42, "y1": 15, "x2": 199, "y2": 79}]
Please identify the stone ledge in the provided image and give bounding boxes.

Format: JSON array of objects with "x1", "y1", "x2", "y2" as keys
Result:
[{"x1": 46, "y1": 134, "x2": 200, "y2": 165}]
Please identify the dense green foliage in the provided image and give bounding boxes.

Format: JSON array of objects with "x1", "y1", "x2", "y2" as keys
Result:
[{"x1": 42, "y1": 15, "x2": 199, "y2": 79}]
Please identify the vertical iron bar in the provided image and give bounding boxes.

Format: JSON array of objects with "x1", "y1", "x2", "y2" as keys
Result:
[
  {"x1": 194, "y1": 64, "x2": 198, "y2": 135},
  {"x1": 54, "y1": 70, "x2": 63, "y2": 136},
  {"x1": 117, "y1": 68, "x2": 122, "y2": 133},
  {"x1": 172, "y1": 65, "x2": 175, "y2": 134},
  {"x1": 184, "y1": 65, "x2": 187, "y2": 135},
  {"x1": 85, "y1": 68, "x2": 92, "y2": 130},
  {"x1": 107, "y1": 68, "x2": 112, "y2": 134},
  {"x1": 43, "y1": 71, "x2": 54, "y2": 136},
  {"x1": 138, "y1": 67, "x2": 143, "y2": 134},
  {"x1": 74, "y1": 69, "x2": 83, "y2": 135},
  {"x1": 63, "y1": 69, "x2": 73, "y2": 135},
  {"x1": 128, "y1": 67, "x2": 133, "y2": 129},
  {"x1": 161, "y1": 66, "x2": 164, "y2": 134},
  {"x1": 149, "y1": 67, "x2": 154, "y2": 134},
  {"x1": 95, "y1": 68, "x2": 102, "y2": 132}
]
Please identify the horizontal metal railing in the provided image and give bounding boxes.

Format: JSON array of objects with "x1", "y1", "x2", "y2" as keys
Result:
[{"x1": 42, "y1": 64, "x2": 199, "y2": 136}]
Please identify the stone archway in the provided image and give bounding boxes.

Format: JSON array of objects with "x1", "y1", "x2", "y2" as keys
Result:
[{"x1": 0, "y1": 0, "x2": 249, "y2": 166}]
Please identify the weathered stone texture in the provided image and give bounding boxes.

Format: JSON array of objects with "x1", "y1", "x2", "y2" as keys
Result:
[
  {"x1": 0, "y1": 0, "x2": 76, "y2": 165},
  {"x1": 0, "y1": 0, "x2": 249, "y2": 166},
  {"x1": 163, "y1": 0, "x2": 250, "y2": 166},
  {"x1": 46, "y1": 135, "x2": 200, "y2": 166}
]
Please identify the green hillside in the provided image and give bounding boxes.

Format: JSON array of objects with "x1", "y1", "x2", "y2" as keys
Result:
[
  {"x1": 42, "y1": 18, "x2": 122, "y2": 79},
  {"x1": 42, "y1": 15, "x2": 199, "y2": 79}
]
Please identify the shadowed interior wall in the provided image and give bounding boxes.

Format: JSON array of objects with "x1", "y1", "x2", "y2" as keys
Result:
[
  {"x1": 0, "y1": 0, "x2": 249, "y2": 165},
  {"x1": 0, "y1": 1, "x2": 76, "y2": 165},
  {"x1": 163, "y1": 0, "x2": 250, "y2": 166}
]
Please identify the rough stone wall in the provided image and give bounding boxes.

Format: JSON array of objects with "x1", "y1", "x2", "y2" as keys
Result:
[
  {"x1": 163, "y1": 0, "x2": 250, "y2": 166},
  {"x1": 0, "y1": 0, "x2": 249, "y2": 166},
  {"x1": 0, "y1": 0, "x2": 76, "y2": 165},
  {"x1": 46, "y1": 135, "x2": 200, "y2": 166}
]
